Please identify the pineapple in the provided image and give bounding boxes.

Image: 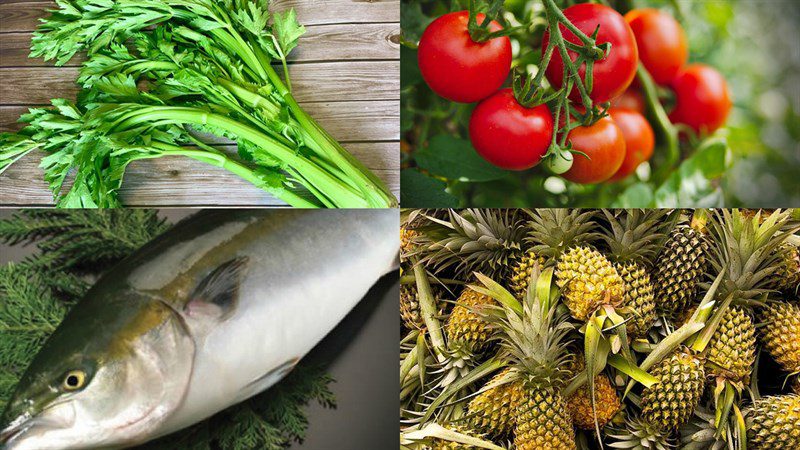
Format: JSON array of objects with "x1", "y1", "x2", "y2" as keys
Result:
[
  {"x1": 508, "y1": 250, "x2": 547, "y2": 298},
  {"x1": 515, "y1": 387, "x2": 575, "y2": 450},
  {"x1": 556, "y1": 246, "x2": 624, "y2": 321},
  {"x1": 401, "y1": 226, "x2": 420, "y2": 257},
  {"x1": 640, "y1": 346, "x2": 705, "y2": 431},
  {"x1": 400, "y1": 283, "x2": 444, "y2": 331},
  {"x1": 472, "y1": 265, "x2": 577, "y2": 449},
  {"x1": 771, "y1": 243, "x2": 800, "y2": 293},
  {"x1": 522, "y1": 209, "x2": 619, "y2": 321},
  {"x1": 607, "y1": 417, "x2": 671, "y2": 450},
  {"x1": 759, "y1": 302, "x2": 800, "y2": 374},
  {"x1": 706, "y1": 305, "x2": 756, "y2": 383},
  {"x1": 419, "y1": 209, "x2": 525, "y2": 280},
  {"x1": 652, "y1": 212, "x2": 710, "y2": 319},
  {"x1": 445, "y1": 288, "x2": 495, "y2": 357},
  {"x1": 566, "y1": 372, "x2": 621, "y2": 430},
  {"x1": 745, "y1": 395, "x2": 800, "y2": 449},
  {"x1": 599, "y1": 210, "x2": 673, "y2": 338},
  {"x1": 467, "y1": 368, "x2": 523, "y2": 438}
]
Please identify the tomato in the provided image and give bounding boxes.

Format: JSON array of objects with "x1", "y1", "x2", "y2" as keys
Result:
[
  {"x1": 561, "y1": 116, "x2": 626, "y2": 184},
  {"x1": 542, "y1": 4, "x2": 638, "y2": 103},
  {"x1": 624, "y1": 9, "x2": 687, "y2": 86},
  {"x1": 469, "y1": 89, "x2": 554, "y2": 170},
  {"x1": 610, "y1": 88, "x2": 646, "y2": 114},
  {"x1": 668, "y1": 64, "x2": 732, "y2": 135},
  {"x1": 417, "y1": 11, "x2": 512, "y2": 103},
  {"x1": 607, "y1": 108, "x2": 654, "y2": 181}
]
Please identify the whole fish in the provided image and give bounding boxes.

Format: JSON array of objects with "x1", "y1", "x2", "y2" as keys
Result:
[{"x1": 0, "y1": 209, "x2": 398, "y2": 449}]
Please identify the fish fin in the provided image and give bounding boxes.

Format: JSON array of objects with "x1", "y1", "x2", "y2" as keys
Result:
[
  {"x1": 237, "y1": 358, "x2": 300, "y2": 402},
  {"x1": 185, "y1": 256, "x2": 249, "y2": 320}
]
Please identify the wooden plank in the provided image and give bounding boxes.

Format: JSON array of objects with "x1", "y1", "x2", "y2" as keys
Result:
[
  {"x1": 0, "y1": 24, "x2": 400, "y2": 67},
  {"x1": 0, "y1": 100, "x2": 400, "y2": 142},
  {"x1": 0, "y1": 62, "x2": 399, "y2": 104},
  {"x1": 0, "y1": 0, "x2": 398, "y2": 33},
  {"x1": 0, "y1": 145, "x2": 399, "y2": 206}
]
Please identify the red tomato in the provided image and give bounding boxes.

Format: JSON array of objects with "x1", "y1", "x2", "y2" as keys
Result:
[
  {"x1": 608, "y1": 108, "x2": 654, "y2": 181},
  {"x1": 562, "y1": 116, "x2": 626, "y2": 184},
  {"x1": 469, "y1": 89, "x2": 554, "y2": 170},
  {"x1": 610, "y1": 88, "x2": 646, "y2": 114},
  {"x1": 668, "y1": 64, "x2": 732, "y2": 135},
  {"x1": 625, "y1": 9, "x2": 688, "y2": 85},
  {"x1": 417, "y1": 11, "x2": 512, "y2": 103},
  {"x1": 542, "y1": 4, "x2": 638, "y2": 103}
]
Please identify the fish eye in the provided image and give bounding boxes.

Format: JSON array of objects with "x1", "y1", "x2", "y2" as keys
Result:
[{"x1": 62, "y1": 370, "x2": 86, "y2": 391}]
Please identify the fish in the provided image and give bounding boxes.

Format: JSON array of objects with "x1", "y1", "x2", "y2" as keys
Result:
[{"x1": 0, "y1": 209, "x2": 398, "y2": 449}]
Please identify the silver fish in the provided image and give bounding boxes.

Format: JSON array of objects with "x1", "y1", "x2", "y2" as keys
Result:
[{"x1": 0, "y1": 209, "x2": 398, "y2": 449}]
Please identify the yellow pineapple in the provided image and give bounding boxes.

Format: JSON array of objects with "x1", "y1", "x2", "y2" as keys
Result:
[
  {"x1": 467, "y1": 368, "x2": 523, "y2": 438},
  {"x1": 556, "y1": 246, "x2": 624, "y2": 321},
  {"x1": 759, "y1": 302, "x2": 800, "y2": 374},
  {"x1": 566, "y1": 373, "x2": 621, "y2": 430},
  {"x1": 444, "y1": 288, "x2": 495, "y2": 357},
  {"x1": 508, "y1": 250, "x2": 548, "y2": 298},
  {"x1": 745, "y1": 395, "x2": 800, "y2": 449},
  {"x1": 599, "y1": 210, "x2": 673, "y2": 338}
]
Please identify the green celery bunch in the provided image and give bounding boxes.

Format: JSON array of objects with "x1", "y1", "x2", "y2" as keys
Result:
[{"x1": 0, "y1": 0, "x2": 397, "y2": 208}]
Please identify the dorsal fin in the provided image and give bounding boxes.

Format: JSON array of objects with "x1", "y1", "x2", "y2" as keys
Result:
[{"x1": 184, "y1": 256, "x2": 249, "y2": 320}]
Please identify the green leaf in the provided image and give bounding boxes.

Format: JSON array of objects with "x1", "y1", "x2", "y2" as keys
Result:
[
  {"x1": 415, "y1": 135, "x2": 508, "y2": 182},
  {"x1": 400, "y1": 169, "x2": 458, "y2": 207},
  {"x1": 400, "y1": 46, "x2": 422, "y2": 89},
  {"x1": 272, "y1": 9, "x2": 305, "y2": 57},
  {"x1": 611, "y1": 182, "x2": 654, "y2": 207},
  {"x1": 654, "y1": 138, "x2": 731, "y2": 207}
]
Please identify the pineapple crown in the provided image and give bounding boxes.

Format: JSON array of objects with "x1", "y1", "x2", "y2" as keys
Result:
[
  {"x1": 709, "y1": 209, "x2": 799, "y2": 302},
  {"x1": 607, "y1": 416, "x2": 672, "y2": 450},
  {"x1": 473, "y1": 265, "x2": 574, "y2": 388},
  {"x1": 418, "y1": 209, "x2": 526, "y2": 279},
  {"x1": 524, "y1": 209, "x2": 600, "y2": 262},
  {"x1": 599, "y1": 209, "x2": 677, "y2": 265}
]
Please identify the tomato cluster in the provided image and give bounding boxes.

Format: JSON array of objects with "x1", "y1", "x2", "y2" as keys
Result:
[{"x1": 416, "y1": 4, "x2": 732, "y2": 184}]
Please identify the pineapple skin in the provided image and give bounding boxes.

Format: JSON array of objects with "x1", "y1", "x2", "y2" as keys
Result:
[
  {"x1": 514, "y1": 387, "x2": 576, "y2": 450},
  {"x1": 652, "y1": 225, "x2": 709, "y2": 319},
  {"x1": 772, "y1": 244, "x2": 800, "y2": 293},
  {"x1": 445, "y1": 288, "x2": 495, "y2": 355},
  {"x1": 400, "y1": 284, "x2": 444, "y2": 331},
  {"x1": 641, "y1": 347, "x2": 705, "y2": 431},
  {"x1": 566, "y1": 374, "x2": 621, "y2": 430},
  {"x1": 509, "y1": 250, "x2": 548, "y2": 298},
  {"x1": 556, "y1": 246, "x2": 624, "y2": 321},
  {"x1": 467, "y1": 368, "x2": 523, "y2": 438},
  {"x1": 616, "y1": 262, "x2": 656, "y2": 338},
  {"x1": 706, "y1": 306, "x2": 756, "y2": 383},
  {"x1": 760, "y1": 302, "x2": 800, "y2": 373},
  {"x1": 746, "y1": 395, "x2": 800, "y2": 450}
]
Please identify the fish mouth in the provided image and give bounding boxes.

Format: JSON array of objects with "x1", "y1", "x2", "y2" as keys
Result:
[{"x1": 0, "y1": 406, "x2": 71, "y2": 448}]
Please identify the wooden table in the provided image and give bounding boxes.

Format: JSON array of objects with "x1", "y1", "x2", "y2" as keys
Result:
[{"x1": 0, "y1": 0, "x2": 399, "y2": 206}]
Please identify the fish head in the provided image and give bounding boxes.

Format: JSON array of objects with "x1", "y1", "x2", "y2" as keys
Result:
[{"x1": 0, "y1": 290, "x2": 195, "y2": 449}]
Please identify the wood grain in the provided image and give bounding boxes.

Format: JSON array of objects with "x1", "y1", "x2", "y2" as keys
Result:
[
  {"x1": 0, "y1": 0, "x2": 400, "y2": 206},
  {"x1": 0, "y1": 24, "x2": 400, "y2": 67},
  {"x1": 0, "y1": 145, "x2": 399, "y2": 206},
  {"x1": 0, "y1": 62, "x2": 399, "y2": 105}
]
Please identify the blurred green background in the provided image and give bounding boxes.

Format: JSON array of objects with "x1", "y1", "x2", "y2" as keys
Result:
[{"x1": 401, "y1": 0, "x2": 800, "y2": 207}]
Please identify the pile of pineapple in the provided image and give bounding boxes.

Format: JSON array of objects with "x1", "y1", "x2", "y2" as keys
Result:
[{"x1": 400, "y1": 209, "x2": 800, "y2": 450}]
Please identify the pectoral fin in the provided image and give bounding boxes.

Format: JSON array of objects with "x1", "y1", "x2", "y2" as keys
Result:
[
  {"x1": 184, "y1": 256, "x2": 249, "y2": 320},
  {"x1": 235, "y1": 358, "x2": 300, "y2": 402}
]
